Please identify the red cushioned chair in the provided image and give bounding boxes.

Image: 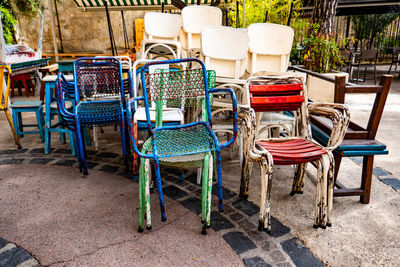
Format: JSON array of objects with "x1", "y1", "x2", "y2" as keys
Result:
[{"x1": 239, "y1": 75, "x2": 349, "y2": 233}]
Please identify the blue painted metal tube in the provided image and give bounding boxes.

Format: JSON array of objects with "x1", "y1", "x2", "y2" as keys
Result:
[{"x1": 209, "y1": 88, "x2": 238, "y2": 149}]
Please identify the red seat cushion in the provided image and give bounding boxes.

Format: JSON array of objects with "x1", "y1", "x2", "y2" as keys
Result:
[{"x1": 256, "y1": 138, "x2": 327, "y2": 165}]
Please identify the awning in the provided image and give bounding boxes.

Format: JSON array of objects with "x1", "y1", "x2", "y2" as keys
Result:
[{"x1": 73, "y1": 0, "x2": 234, "y2": 11}]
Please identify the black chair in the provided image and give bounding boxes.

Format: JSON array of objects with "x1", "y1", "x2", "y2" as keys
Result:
[
  {"x1": 387, "y1": 47, "x2": 399, "y2": 76},
  {"x1": 350, "y1": 49, "x2": 379, "y2": 84}
]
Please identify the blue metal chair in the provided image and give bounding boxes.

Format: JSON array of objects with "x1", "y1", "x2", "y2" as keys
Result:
[
  {"x1": 72, "y1": 57, "x2": 130, "y2": 175},
  {"x1": 127, "y1": 58, "x2": 237, "y2": 234}
]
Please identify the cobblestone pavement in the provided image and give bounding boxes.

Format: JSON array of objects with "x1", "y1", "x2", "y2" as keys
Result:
[{"x1": 0, "y1": 146, "x2": 324, "y2": 267}]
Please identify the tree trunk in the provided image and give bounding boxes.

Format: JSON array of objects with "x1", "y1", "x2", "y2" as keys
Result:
[{"x1": 311, "y1": 0, "x2": 339, "y2": 35}]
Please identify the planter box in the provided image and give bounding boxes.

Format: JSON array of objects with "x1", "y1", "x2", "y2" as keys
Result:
[{"x1": 306, "y1": 72, "x2": 349, "y2": 103}]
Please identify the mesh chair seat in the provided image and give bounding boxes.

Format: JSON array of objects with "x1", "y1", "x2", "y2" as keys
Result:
[
  {"x1": 141, "y1": 124, "x2": 217, "y2": 159},
  {"x1": 76, "y1": 100, "x2": 121, "y2": 126},
  {"x1": 257, "y1": 138, "x2": 326, "y2": 165}
]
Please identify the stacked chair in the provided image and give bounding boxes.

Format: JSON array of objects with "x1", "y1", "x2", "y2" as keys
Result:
[
  {"x1": 0, "y1": 65, "x2": 21, "y2": 148},
  {"x1": 180, "y1": 6, "x2": 222, "y2": 57},
  {"x1": 55, "y1": 57, "x2": 131, "y2": 175},
  {"x1": 127, "y1": 58, "x2": 237, "y2": 234},
  {"x1": 240, "y1": 74, "x2": 349, "y2": 233},
  {"x1": 140, "y1": 12, "x2": 182, "y2": 60}
]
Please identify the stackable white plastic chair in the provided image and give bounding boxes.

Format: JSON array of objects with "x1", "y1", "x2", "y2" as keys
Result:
[
  {"x1": 247, "y1": 23, "x2": 294, "y2": 74},
  {"x1": 200, "y1": 26, "x2": 248, "y2": 163},
  {"x1": 180, "y1": 6, "x2": 222, "y2": 57},
  {"x1": 140, "y1": 12, "x2": 182, "y2": 60},
  {"x1": 246, "y1": 23, "x2": 296, "y2": 139}
]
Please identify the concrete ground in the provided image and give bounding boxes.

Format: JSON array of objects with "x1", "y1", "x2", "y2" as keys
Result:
[{"x1": 0, "y1": 65, "x2": 399, "y2": 266}]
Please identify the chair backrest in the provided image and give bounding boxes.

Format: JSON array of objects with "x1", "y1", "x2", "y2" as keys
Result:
[
  {"x1": 73, "y1": 57, "x2": 124, "y2": 103},
  {"x1": 0, "y1": 65, "x2": 11, "y2": 110},
  {"x1": 144, "y1": 12, "x2": 182, "y2": 41},
  {"x1": 247, "y1": 23, "x2": 294, "y2": 73},
  {"x1": 55, "y1": 73, "x2": 75, "y2": 130},
  {"x1": 181, "y1": 6, "x2": 222, "y2": 51},
  {"x1": 246, "y1": 75, "x2": 308, "y2": 138},
  {"x1": 201, "y1": 26, "x2": 248, "y2": 79},
  {"x1": 140, "y1": 58, "x2": 212, "y2": 128},
  {"x1": 360, "y1": 49, "x2": 378, "y2": 61}
]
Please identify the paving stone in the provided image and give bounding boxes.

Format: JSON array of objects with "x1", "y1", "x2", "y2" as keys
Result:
[
  {"x1": 269, "y1": 250, "x2": 286, "y2": 262},
  {"x1": 163, "y1": 167, "x2": 184, "y2": 177},
  {"x1": 281, "y1": 238, "x2": 324, "y2": 267},
  {"x1": 277, "y1": 262, "x2": 293, "y2": 267},
  {"x1": 232, "y1": 199, "x2": 260, "y2": 217},
  {"x1": 212, "y1": 184, "x2": 236, "y2": 200},
  {"x1": 100, "y1": 164, "x2": 120, "y2": 173},
  {"x1": 185, "y1": 184, "x2": 198, "y2": 192},
  {"x1": 165, "y1": 175, "x2": 179, "y2": 183},
  {"x1": 238, "y1": 218, "x2": 256, "y2": 231},
  {"x1": 179, "y1": 197, "x2": 202, "y2": 215},
  {"x1": 270, "y1": 216, "x2": 291, "y2": 238},
  {"x1": 54, "y1": 148, "x2": 72, "y2": 154},
  {"x1": 118, "y1": 171, "x2": 137, "y2": 181},
  {"x1": 222, "y1": 231, "x2": 257, "y2": 254},
  {"x1": 1, "y1": 158, "x2": 25, "y2": 164},
  {"x1": 86, "y1": 161, "x2": 99, "y2": 169},
  {"x1": 380, "y1": 178, "x2": 400, "y2": 190},
  {"x1": 373, "y1": 167, "x2": 390, "y2": 177},
  {"x1": 177, "y1": 180, "x2": 189, "y2": 187},
  {"x1": 85, "y1": 150, "x2": 97, "y2": 156},
  {"x1": 185, "y1": 173, "x2": 197, "y2": 184},
  {"x1": 164, "y1": 185, "x2": 189, "y2": 200},
  {"x1": 29, "y1": 158, "x2": 54, "y2": 165},
  {"x1": 97, "y1": 151, "x2": 119, "y2": 158},
  {"x1": 243, "y1": 256, "x2": 272, "y2": 267},
  {"x1": 0, "y1": 149, "x2": 28, "y2": 155},
  {"x1": 247, "y1": 230, "x2": 272, "y2": 249},
  {"x1": 0, "y1": 247, "x2": 33, "y2": 266},
  {"x1": 0, "y1": 238, "x2": 7, "y2": 249},
  {"x1": 29, "y1": 148, "x2": 46, "y2": 154},
  {"x1": 54, "y1": 159, "x2": 76, "y2": 167},
  {"x1": 223, "y1": 204, "x2": 235, "y2": 214},
  {"x1": 210, "y1": 211, "x2": 235, "y2": 231},
  {"x1": 230, "y1": 212, "x2": 244, "y2": 221}
]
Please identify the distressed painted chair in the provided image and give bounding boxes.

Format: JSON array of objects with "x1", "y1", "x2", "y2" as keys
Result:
[
  {"x1": 246, "y1": 23, "x2": 296, "y2": 139},
  {"x1": 240, "y1": 75, "x2": 349, "y2": 233},
  {"x1": 127, "y1": 58, "x2": 237, "y2": 234},
  {"x1": 180, "y1": 6, "x2": 222, "y2": 58},
  {"x1": 140, "y1": 12, "x2": 182, "y2": 60},
  {"x1": 0, "y1": 65, "x2": 21, "y2": 148},
  {"x1": 73, "y1": 57, "x2": 130, "y2": 175}
]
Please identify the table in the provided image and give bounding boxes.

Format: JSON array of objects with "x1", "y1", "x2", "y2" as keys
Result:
[{"x1": 43, "y1": 74, "x2": 75, "y2": 156}]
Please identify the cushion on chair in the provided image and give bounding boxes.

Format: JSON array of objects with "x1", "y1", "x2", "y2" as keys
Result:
[{"x1": 257, "y1": 138, "x2": 326, "y2": 165}]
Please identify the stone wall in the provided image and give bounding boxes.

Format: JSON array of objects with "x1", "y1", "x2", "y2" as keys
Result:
[{"x1": 17, "y1": 1, "x2": 145, "y2": 54}]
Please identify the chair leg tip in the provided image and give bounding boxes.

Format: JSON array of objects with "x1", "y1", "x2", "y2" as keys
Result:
[
  {"x1": 17, "y1": 145, "x2": 22, "y2": 149},
  {"x1": 161, "y1": 217, "x2": 167, "y2": 222},
  {"x1": 146, "y1": 225, "x2": 152, "y2": 230},
  {"x1": 239, "y1": 192, "x2": 248, "y2": 199},
  {"x1": 218, "y1": 207, "x2": 224, "y2": 212},
  {"x1": 83, "y1": 171, "x2": 89, "y2": 175},
  {"x1": 201, "y1": 227, "x2": 207, "y2": 235},
  {"x1": 201, "y1": 219, "x2": 206, "y2": 224},
  {"x1": 138, "y1": 227, "x2": 143, "y2": 233},
  {"x1": 326, "y1": 223, "x2": 332, "y2": 227},
  {"x1": 313, "y1": 224, "x2": 318, "y2": 229},
  {"x1": 320, "y1": 225, "x2": 327, "y2": 229}
]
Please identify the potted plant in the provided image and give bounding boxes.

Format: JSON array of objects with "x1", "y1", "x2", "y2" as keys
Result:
[{"x1": 301, "y1": 24, "x2": 349, "y2": 102}]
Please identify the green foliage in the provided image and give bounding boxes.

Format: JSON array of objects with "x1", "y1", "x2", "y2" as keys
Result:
[
  {"x1": 0, "y1": 3, "x2": 17, "y2": 44},
  {"x1": 228, "y1": 0, "x2": 302, "y2": 28},
  {"x1": 303, "y1": 24, "x2": 347, "y2": 73},
  {"x1": 14, "y1": 0, "x2": 41, "y2": 17},
  {"x1": 351, "y1": 14, "x2": 399, "y2": 49}
]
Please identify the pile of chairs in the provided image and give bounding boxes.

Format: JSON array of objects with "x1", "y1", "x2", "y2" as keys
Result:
[{"x1": 49, "y1": 6, "x2": 351, "y2": 235}]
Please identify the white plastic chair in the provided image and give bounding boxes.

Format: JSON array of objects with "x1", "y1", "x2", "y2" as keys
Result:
[
  {"x1": 140, "y1": 12, "x2": 182, "y2": 60},
  {"x1": 201, "y1": 26, "x2": 248, "y2": 159},
  {"x1": 180, "y1": 6, "x2": 222, "y2": 57},
  {"x1": 246, "y1": 23, "x2": 294, "y2": 74}
]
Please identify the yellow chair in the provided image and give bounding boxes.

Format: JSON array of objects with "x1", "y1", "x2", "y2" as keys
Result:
[{"x1": 0, "y1": 65, "x2": 22, "y2": 148}]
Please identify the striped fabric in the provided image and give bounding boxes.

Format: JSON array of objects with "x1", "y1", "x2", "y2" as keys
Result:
[{"x1": 73, "y1": 0, "x2": 233, "y2": 8}]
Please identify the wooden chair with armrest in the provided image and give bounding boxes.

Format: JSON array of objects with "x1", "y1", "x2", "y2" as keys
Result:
[{"x1": 311, "y1": 75, "x2": 392, "y2": 203}]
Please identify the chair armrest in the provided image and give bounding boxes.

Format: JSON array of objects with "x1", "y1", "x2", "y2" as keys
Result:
[
  {"x1": 209, "y1": 88, "x2": 238, "y2": 149},
  {"x1": 127, "y1": 97, "x2": 153, "y2": 159},
  {"x1": 308, "y1": 102, "x2": 350, "y2": 151}
]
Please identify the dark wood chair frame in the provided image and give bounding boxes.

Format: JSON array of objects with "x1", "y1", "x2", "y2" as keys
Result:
[
  {"x1": 311, "y1": 75, "x2": 392, "y2": 203},
  {"x1": 350, "y1": 49, "x2": 379, "y2": 84}
]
